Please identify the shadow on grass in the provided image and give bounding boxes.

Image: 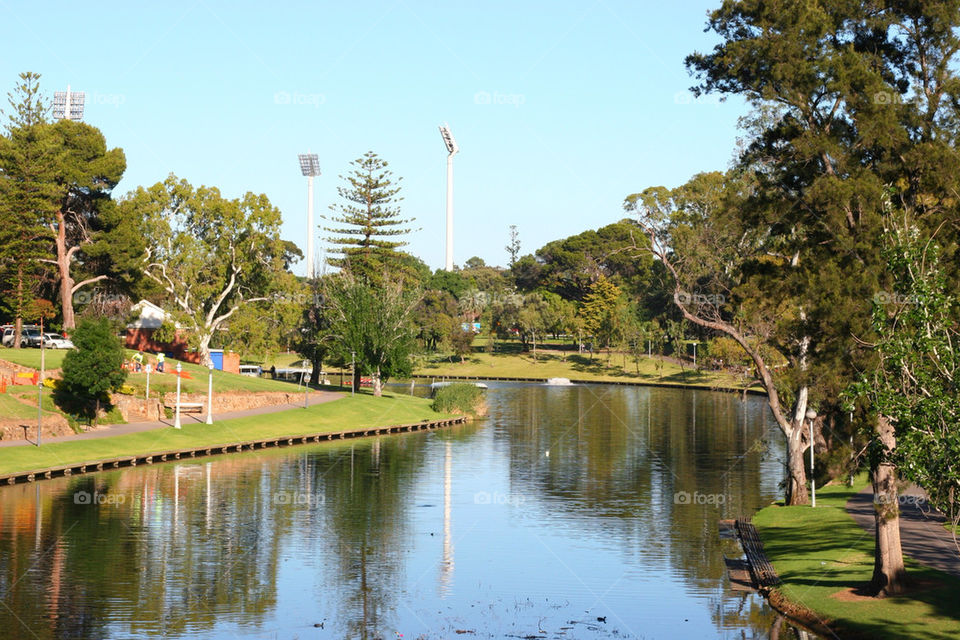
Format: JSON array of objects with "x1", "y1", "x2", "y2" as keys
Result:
[{"x1": 759, "y1": 501, "x2": 960, "y2": 639}]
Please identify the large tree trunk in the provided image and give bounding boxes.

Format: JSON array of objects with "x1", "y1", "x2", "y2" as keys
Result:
[
  {"x1": 870, "y1": 415, "x2": 907, "y2": 596},
  {"x1": 785, "y1": 425, "x2": 809, "y2": 505},
  {"x1": 55, "y1": 212, "x2": 77, "y2": 330},
  {"x1": 372, "y1": 368, "x2": 383, "y2": 397},
  {"x1": 196, "y1": 332, "x2": 213, "y2": 366},
  {"x1": 353, "y1": 367, "x2": 362, "y2": 395},
  {"x1": 309, "y1": 357, "x2": 322, "y2": 386}
]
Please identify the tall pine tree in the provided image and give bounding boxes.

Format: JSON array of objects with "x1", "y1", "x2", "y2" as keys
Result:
[
  {"x1": 323, "y1": 151, "x2": 415, "y2": 283},
  {"x1": 0, "y1": 72, "x2": 58, "y2": 343}
]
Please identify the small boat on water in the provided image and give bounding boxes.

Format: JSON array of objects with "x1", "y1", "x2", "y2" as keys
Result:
[{"x1": 545, "y1": 377, "x2": 573, "y2": 386}]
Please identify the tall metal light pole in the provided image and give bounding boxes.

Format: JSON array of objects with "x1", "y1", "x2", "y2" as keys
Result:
[
  {"x1": 298, "y1": 154, "x2": 321, "y2": 279},
  {"x1": 438, "y1": 124, "x2": 459, "y2": 271},
  {"x1": 807, "y1": 409, "x2": 817, "y2": 507},
  {"x1": 53, "y1": 86, "x2": 85, "y2": 121}
]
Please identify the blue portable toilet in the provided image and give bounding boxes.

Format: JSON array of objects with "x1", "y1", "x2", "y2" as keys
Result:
[{"x1": 209, "y1": 349, "x2": 224, "y2": 370}]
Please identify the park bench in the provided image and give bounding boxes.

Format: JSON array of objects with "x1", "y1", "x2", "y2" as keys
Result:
[{"x1": 165, "y1": 402, "x2": 205, "y2": 415}]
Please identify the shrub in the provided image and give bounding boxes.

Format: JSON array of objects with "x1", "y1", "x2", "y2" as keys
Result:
[
  {"x1": 55, "y1": 318, "x2": 127, "y2": 425},
  {"x1": 431, "y1": 383, "x2": 487, "y2": 416}
]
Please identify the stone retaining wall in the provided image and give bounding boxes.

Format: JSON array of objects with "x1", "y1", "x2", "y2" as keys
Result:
[{"x1": 109, "y1": 390, "x2": 306, "y2": 422}]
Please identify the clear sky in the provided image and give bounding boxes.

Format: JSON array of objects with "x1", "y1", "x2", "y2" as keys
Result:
[{"x1": 0, "y1": 0, "x2": 747, "y2": 275}]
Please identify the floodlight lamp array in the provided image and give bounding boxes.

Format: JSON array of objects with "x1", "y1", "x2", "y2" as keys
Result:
[
  {"x1": 439, "y1": 125, "x2": 458, "y2": 154},
  {"x1": 298, "y1": 153, "x2": 321, "y2": 176},
  {"x1": 53, "y1": 91, "x2": 85, "y2": 121}
]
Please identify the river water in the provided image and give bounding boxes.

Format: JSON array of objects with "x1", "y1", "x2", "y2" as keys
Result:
[{"x1": 0, "y1": 382, "x2": 810, "y2": 639}]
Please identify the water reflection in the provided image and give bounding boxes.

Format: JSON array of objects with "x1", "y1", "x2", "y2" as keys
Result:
[{"x1": 0, "y1": 383, "x2": 809, "y2": 639}]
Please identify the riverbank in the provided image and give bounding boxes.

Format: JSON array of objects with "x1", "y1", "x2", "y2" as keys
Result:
[
  {"x1": 415, "y1": 350, "x2": 759, "y2": 393},
  {"x1": 753, "y1": 480, "x2": 960, "y2": 639},
  {"x1": 0, "y1": 392, "x2": 455, "y2": 479}
]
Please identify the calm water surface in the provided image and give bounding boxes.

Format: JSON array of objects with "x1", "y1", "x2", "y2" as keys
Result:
[{"x1": 0, "y1": 383, "x2": 812, "y2": 639}]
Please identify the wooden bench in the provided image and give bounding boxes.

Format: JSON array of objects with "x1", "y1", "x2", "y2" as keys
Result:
[{"x1": 165, "y1": 402, "x2": 205, "y2": 414}]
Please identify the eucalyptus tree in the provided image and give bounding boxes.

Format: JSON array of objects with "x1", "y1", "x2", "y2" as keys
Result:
[
  {"x1": 124, "y1": 175, "x2": 294, "y2": 364},
  {"x1": 629, "y1": 170, "x2": 816, "y2": 507}
]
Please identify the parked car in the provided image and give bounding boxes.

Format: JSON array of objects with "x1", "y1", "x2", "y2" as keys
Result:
[
  {"x1": 42, "y1": 333, "x2": 75, "y2": 349},
  {"x1": 2, "y1": 326, "x2": 42, "y2": 348}
]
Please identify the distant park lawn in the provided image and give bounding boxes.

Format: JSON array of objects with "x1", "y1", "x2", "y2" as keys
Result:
[
  {"x1": 754, "y1": 479, "x2": 960, "y2": 639},
  {"x1": 0, "y1": 392, "x2": 446, "y2": 476},
  {"x1": 415, "y1": 346, "x2": 751, "y2": 390}
]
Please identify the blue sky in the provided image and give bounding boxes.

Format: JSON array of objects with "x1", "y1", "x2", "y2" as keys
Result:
[{"x1": 1, "y1": 0, "x2": 747, "y2": 275}]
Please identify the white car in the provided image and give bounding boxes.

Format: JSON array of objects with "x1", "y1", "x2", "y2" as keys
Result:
[{"x1": 42, "y1": 333, "x2": 75, "y2": 349}]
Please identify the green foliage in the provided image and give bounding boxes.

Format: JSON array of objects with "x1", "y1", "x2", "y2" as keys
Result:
[
  {"x1": 126, "y1": 175, "x2": 291, "y2": 361},
  {"x1": 0, "y1": 73, "x2": 58, "y2": 328},
  {"x1": 431, "y1": 383, "x2": 485, "y2": 416},
  {"x1": 323, "y1": 271, "x2": 420, "y2": 395},
  {"x1": 578, "y1": 275, "x2": 626, "y2": 347},
  {"x1": 324, "y1": 151, "x2": 416, "y2": 283},
  {"x1": 56, "y1": 318, "x2": 127, "y2": 422},
  {"x1": 293, "y1": 277, "x2": 333, "y2": 384},
  {"x1": 533, "y1": 219, "x2": 653, "y2": 300},
  {"x1": 850, "y1": 217, "x2": 959, "y2": 516}
]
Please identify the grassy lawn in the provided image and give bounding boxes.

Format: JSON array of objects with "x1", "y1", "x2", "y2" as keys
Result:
[
  {"x1": 754, "y1": 479, "x2": 960, "y2": 639},
  {"x1": 415, "y1": 347, "x2": 751, "y2": 389},
  {"x1": 0, "y1": 347, "x2": 68, "y2": 370},
  {"x1": 0, "y1": 392, "x2": 447, "y2": 476},
  {"x1": 0, "y1": 392, "x2": 61, "y2": 421}
]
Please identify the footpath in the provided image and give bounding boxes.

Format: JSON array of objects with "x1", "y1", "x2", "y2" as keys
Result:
[
  {"x1": 845, "y1": 485, "x2": 960, "y2": 578},
  {"x1": 0, "y1": 391, "x2": 341, "y2": 449}
]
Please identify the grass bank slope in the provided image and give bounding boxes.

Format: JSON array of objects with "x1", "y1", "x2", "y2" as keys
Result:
[
  {"x1": 754, "y1": 480, "x2": 960, "y2": 639},
  {"x1": 0, "y1": 392, "x2": 446, "y2": 476}
]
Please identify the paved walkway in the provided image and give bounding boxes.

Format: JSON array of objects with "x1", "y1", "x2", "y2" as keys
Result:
[
  {"x1": 846, "y1": 485, "x2": 960, "y2": 578},
  {"x1": 0, "y1": 391, "x2": 342, "y2": 448}
]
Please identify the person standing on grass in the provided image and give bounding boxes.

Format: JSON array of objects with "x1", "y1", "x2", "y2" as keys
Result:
[
  {"x1": 132, "y1": 350, "x2": 144, "y2": 372},
  {"x1": 156, "y1": 352, "x2": 165, "y2": 373}
]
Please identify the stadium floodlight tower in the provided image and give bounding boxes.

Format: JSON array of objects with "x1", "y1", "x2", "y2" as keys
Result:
[
  {"x1": 53, "y1": 85, "x2": 85, "y2": 121},
  {"x1": 298, "y1": 153, "x2": 321, "y2": 279},
  {"x1": 438, "y1": 124, "x2": 459, "y2": 271}
]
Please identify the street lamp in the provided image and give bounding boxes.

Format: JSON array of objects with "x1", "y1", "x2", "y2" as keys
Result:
[
  {"x1": 205, "y1": 361, "x2": 214, "y2": 425},
  {"x1": 174, "y1": 362, "x2": 182, "y2": 429},
  {"x1": 351, "y1": 350, "x2": 355, "y2": 397},
  {"x1": 303, "y1": 359, "x2": 310, "y2": 408},
  {"x1": 145, "y1": 363, "x2": 152, "y2": 400},
  {"x1": 806, "y1": 408, "x2": 817, "y2": 507},
  {"x1": 53, "y1": 86, "x2": 84, "y2": 121},
  {"x1": 438, "y1": 124, "x2": 459, "y2": 271},
  {"x1": 298, "y1": 153, "x2": 321, "y2": 279}
]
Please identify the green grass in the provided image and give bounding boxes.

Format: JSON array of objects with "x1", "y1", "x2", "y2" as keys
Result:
[
  {"x1": 0, "y1": 392, "x2": 448, "y2": 476},
  {"x1": 415, "y1": 347, "x2": 752, "y2": 389},
  {"x1": 0, "y1": 393, "x2": 52, "y2": 421},
  {"x1": 0, "y1": 347, "x2": 68, "y2": 370},
  {"x1": 754, "y1": 479, "x2": 960, "y2": 639}
]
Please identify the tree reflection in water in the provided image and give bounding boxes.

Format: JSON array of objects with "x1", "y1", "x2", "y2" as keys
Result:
[{"x1": 0, "y1": 384, "x2": 813, "y2": 639}]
